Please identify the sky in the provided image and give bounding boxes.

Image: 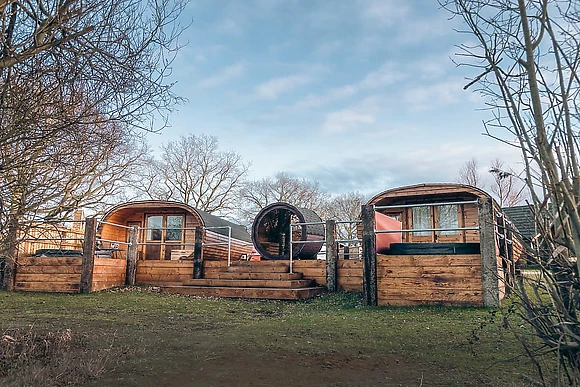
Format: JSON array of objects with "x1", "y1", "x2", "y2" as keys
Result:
[{"x1": 147, "y1": 0, "x2": 524, "y2": 197}]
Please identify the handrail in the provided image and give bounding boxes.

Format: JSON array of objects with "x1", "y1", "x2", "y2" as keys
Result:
[
  {"x1": 375, "y1": 226, "x2": 480, "y2": 234},
  {"x1": 97, "y1": 220, "x2": 134, "y2": 230},
  {"x1": 374, "y1": 200, "x2": 479, "y2": 210},
  {"x1": 288, "y1": 221, "x2": 327, "y2": 274}
]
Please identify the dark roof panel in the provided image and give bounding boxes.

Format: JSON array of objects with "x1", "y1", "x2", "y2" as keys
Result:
[{"x1": 502, "y1": 205, "x2": 536, "y2": 241}]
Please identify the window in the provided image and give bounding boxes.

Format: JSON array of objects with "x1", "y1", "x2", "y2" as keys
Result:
[
  {"x1": 412, "y1": 206, "x2": 431, "y2": 236},
  {"x1": 438, "y1": 205, "x2": 458, "y2": 235},
  {"x1": 147, "y1": 216, "x2": 163, "y2": 241},
  {"x1": 166, "y1": 215, "x2": 184, "y2": 241}
]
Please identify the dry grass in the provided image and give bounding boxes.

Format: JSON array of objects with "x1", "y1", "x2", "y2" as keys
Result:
[{"x1": 0, "y1": 326, "x2": 114, "y2": 387}]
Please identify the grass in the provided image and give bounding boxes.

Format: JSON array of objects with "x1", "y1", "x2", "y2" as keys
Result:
[{"x1": 0, "y1": 288, "x2": 553, "y2": 386}]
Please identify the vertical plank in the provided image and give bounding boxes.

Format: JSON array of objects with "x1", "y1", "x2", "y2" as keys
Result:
[
  {"x1": 193, "y1": 226, "x2": 203, "y2": 279},
  {"x1": 478, "y1": 198, "x2": 499, "y2": 307},
  {"x1": 126, "y1": 226, "x2": 139, "y2": 285},
  {"x1": 325, "y1": 219, "x2": 337, "y2": 292},
  {"x1": 80, "y1": 217, "x2": 97, "y2": 294},
  {"x1": 361, "y1": 205, "x2": 377, "y2": 306}
]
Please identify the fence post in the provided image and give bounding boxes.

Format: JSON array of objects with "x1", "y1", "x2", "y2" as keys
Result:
[
  {"x1": 478, "y1": 198, "x2": 499, "y2": 307},
  {"x1": 193, "y1": 226, "x2": 203, "y2": 279},
  {"x1": 361, "y1": 205, "x2": 377, "y2": 306},
  {"x1": 325, "y1": 219, "x2": 337, "y2": 292},
  {"x1": 80, "y1": 217, "x2": 97, "y2": 294},
  {"x1": 126, "y1": 226, "x2": 139, "y2": 285}
]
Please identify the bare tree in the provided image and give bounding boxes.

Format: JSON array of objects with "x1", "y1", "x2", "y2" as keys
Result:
[
  {"x1": 238, "y1": 172, "x2": 329, "y2": 225},
  {"x1": 0, "y1": 0, "x2": 186, "y2": 290},
  {"x1": 324, "y1": 192, "x2": 366, "y2": 240},
  {"x1": 1, "y1": 118, "x2": 147, "y2": 290},
  {"x1": 489, "y1": 158, "x2": 526, "y2": 207},
  {"x1": 132, "y1": 134, "x2": 250, "y2": 214},
  {"x1": 442, "y1": 0, "x2": 580, "y2": 383},
  {"x1": 457, "y1": 157, "x2": 485, "y2": 187}
]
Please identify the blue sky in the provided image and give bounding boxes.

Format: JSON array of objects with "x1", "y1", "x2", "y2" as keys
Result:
[{"x1": 147, "y1": 0, "x2": 523, "y2": 196}]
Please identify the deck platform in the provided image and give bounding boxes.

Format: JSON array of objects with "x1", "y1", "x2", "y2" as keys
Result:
[{"x1": 159, "y1": 261, "x2": 325, "y2": 300}]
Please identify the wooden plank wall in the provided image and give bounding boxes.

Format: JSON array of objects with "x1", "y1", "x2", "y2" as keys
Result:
[
  {"x1": 293, "y1": 260, "x2": 326, "y2": 285},
  {"x1": 376, "y1": 254, "x2": 484, "y2": 306},
  {"x1": 290, "y1": 259, "x2": 364, "y2": 291},
  {"x1": 14, "y1": 257, "x2": 82, "y2": 293},
  {"x1": 92, "y1": 258, "x2": 126, "y2": 291},
  {"x1": 337, "y1": 259, "x2": 363, "y2": 291},
  {"x1": 135, "y1": 260, "x2": 194, "y2": 286},
  {"x1": 203, "y1": 231, "x2": 253, "y2": 261}
]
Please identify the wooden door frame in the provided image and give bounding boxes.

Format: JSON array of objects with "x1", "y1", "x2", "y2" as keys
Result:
[{"x1": 144, "y1": 213, "x2": 185, "y2": 260}]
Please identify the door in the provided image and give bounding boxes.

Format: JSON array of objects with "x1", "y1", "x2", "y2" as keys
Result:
[{"x1": 144, "y1": 214, "x2": 184, "y2": 260}]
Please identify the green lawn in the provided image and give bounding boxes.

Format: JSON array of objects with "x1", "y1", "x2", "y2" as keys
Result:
[{"x1": 0, "y1": 288, "x2": 551, "y2": 386}]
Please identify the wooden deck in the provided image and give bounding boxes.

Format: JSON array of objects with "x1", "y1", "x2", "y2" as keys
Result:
[{"x1": 159, "y1": 261, "x2": 325, "y2": 300}]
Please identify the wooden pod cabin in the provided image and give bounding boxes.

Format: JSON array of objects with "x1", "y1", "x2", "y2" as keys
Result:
[
  {"x1": 366, "y1": 183, "x2": 527, "y2": 307},
  {"x1": 99, "y1": 201, "x2": 253, "y2": 262},
  {"x1": 252, "y1": 202, "x2": 324, "y2": 260}
]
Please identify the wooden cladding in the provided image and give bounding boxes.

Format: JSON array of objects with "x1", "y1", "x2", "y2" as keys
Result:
[
  {"x1": 15, "y1": 257, "x2": 82, "y2": 293},
  {"x1": 92, "y1": 258, "x2": 126, "y2": 291},
  {"x1": 203, "y1": 230, "x2": 253, "y2": 261},
  {"x1": 377, "y1": 254, "x2": 484, "y2": 307},
  {"x1": 136, "y1": 260, "x2": 195, "y2": 286}
]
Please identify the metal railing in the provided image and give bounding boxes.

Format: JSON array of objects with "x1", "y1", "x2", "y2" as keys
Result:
[
  {"x1": 373, "y1": 200, "x2": 481, "y2": 238},
  {"x1": 374, "y1": 199, "x2": 479, "y2": 210},
  {"x1": 203, "y1": 226, "x2": 232, "y2": 266},
  {"x1": 288, "y1": 221, "x2": 326, "y2": 274}
]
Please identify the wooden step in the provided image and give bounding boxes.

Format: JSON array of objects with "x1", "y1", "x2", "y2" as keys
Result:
[
  {"x1": 226, "y1": 264, "x2": 289, "y2": 273},
  {"x1": 184, "y1": 279, "x2": 314, "y2": 288},
  {"x1": 159, "y1": 285, "x2": 325, "y2": 300},
  {"x1": 229, "y1": 260, "x2": 288, "y2": 267},
  {"x1": 204, "y1": 272, "x2": 303, "y2": 280}
]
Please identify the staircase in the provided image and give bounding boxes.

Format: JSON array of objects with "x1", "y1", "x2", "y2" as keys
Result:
[{"x1": 159, "y1": 261, "x2": 326, "y2": 300}]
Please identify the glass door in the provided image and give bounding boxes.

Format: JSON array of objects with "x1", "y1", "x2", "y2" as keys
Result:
[{"x1": 144, "y1": 215, "x2": 184, "y2": 260}]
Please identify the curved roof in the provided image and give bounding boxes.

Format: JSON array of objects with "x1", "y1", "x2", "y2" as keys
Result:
[
  {"x1": 100, "y1": 200, "x2": 251, "y2": 243},
  {"x1": 367, "y1": 183, "x2": 493, "y2": 207}
]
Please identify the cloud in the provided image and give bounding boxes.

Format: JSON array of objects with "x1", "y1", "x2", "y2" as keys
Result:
[
  {"x1": 360, "y1": 0, "x2": 411, "y2": 26},
  {"x1": 359, "y1": 62, "x2": 406, "y2": 89},
  {"x1": 322, "y1": 110, "x2": 376, "y2": 133},
  {"x1": 303, "y1": 140, "x2": 523, "y2": 196},
  {"x1": 198, "y1": 63, "x2": 246, "y2": 88},
  {"x1": 402, "y1": 78, "x2": 465, "y2": 111},
  {"x1": 254, "y1": 75, "x2": 312, "y2": 100}
]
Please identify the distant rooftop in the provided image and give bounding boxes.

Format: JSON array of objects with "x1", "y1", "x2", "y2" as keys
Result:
[{"x1": 502, "y1": 205, "x2": 537, "y2": 242}]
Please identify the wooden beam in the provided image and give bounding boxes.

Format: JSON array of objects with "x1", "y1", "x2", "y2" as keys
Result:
[
  {"x1": 193, "y1": 226, "x2": 203, "y2": 279},
  {"x1": 325, "y1": 219, "x2": 337, "y2": 292},
  {"x1": 361, "y1": 205, "x2": 377, "y2": 306},
  {"x1": 126, "y1": 226, "x2": 139, "y2": 285},
  {"x1": 80, "y1": 217, "x2": 97, "y2": 294},
  {"x1": 478, "y1": 198, "x2": 499, "y2": 307}
]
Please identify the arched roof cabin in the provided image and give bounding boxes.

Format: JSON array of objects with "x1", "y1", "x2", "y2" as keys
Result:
[
  {"x1": 366, "y1": 183, "x2": 528, "y2": 307},
  {"x1": 99, "y1": 201, "x2": 252, "y2": 261}
]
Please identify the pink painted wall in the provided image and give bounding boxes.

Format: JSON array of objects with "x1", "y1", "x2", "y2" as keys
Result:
[{"x1": 375, "y1": 212, "x2": 402, "y2": 254}]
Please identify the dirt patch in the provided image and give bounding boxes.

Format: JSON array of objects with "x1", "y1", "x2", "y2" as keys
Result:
[{"x1": 102, "y1": 347, "x2": 488, "y2": 387}]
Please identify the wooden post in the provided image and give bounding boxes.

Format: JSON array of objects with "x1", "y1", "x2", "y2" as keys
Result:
[
  {"x1": 325, "y1": 219, "x2": 337, "y2": 292},
  {"x1": 126, "y1": 226, "x2": 139, "y2": 285},
  {"x1": 478, "y1": 198, "x2": 499, "y2": 307},
  {"x1": 361, "y1": 205, "x2": 377, "y2": 306},
  {"x1": 1, "y1": 220, "x2": 18, "y2": 291},
  {"x1": 80, "y1": 217, "x2": 97, "y2": 294},
  {"x1": 193, "y1": 226, "x2": 203, "y2": 279}
]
